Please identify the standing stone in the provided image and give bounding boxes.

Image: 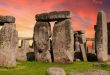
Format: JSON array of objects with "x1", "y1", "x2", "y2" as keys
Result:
[
  {"x1": 80, "y1": 44, "x2": 88, "y2": 61},
  {"x1": 78, "y1": 30, "x2": 87, "y2": 53},
  {"x1": 33, "y1": 22, "x2": 52, "y2": 62},
  {"x1": 21, "y1": 40, "x2": 30, "y2": 51},
  {"x1": 52, "y1": 20, "x2": 74, "y2": 63},
  {"x1": 107, "y1": 22, "x2": 110, "y2": 55},
  {"x1": 78, "y1": 30, "x2": 86, "y2": 44},
  {"x1": 78, "y1": 30, "x2": 88, "y2": 61},
  {"x1": 0, "y1": 23, "x2": 18, "y2": 67},
  {"x1": 92, "y1": 41, "x2": 95, "y2": 53},
  {"x1": 107, "y1": 22, "x2": 110, "y2": 60},
  {"x1": 17, "y1": 40, "x2": 29, "y2": 61},
  {"x1": 94, "y1": 11, "x2": 108, "y2": 61},
  {"x1": 74, "y1": 31, "x2": 82, "y2": 61},
  {"x1": 74, "y1": 32, "x2": 80, "y2": 52}
]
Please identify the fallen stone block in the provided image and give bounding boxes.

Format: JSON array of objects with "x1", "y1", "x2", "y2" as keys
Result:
[{"x1": 47, "y1": 67, "x2": 66, "y2": 75}]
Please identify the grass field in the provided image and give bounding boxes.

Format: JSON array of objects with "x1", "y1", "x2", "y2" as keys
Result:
[{"x1": 0, "y1": 61, "x2": 109, "y2": 75}]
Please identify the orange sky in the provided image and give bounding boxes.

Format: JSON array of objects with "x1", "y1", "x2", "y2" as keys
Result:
[{"x1": 0, "y1": 0, "x2": 110, "y2": 38}]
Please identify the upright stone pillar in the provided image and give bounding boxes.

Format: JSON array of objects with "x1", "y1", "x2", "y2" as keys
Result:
[
  {"x1": 74, "y1": 31, "x2": 82, "y2": 61},
  {"x1": 78, "y1": 30, "x2": 88, "y2": 61},
  {"x1": 0, "y1": 16, "x2": 18, "y2": 67},
  {"x1": 94, "y1": 11, "x2": 108, "y2": 61},
  {"x1": 78, "y1": 30, "x2": 87, "y2": 47},
  {"x1": 52, "y1": 20, "x2": 74, "y2": 63},
  {"x1": 17, "y1": 40, "x2": 29, "y2": 61},
  {"x1": 74, "y1": 32, "x2": 80, "y2": 52},
  {"x1": 33, "y1": 22, "x2": 52, "y2": 62},
  {"x1": 92, "y1": 40, "x2": 95, "y2": 53},
  {"x1": 107, "y1": 22, "x2": 110, "y2": 60}
]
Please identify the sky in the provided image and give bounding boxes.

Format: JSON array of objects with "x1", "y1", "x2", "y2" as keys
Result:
[{"x1": 0, "y1": 0, "x2": 110, "y2": 38}]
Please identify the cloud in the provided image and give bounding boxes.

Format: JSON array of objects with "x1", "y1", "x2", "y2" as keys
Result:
[
  {"x1": 0, "y1": 0, "x2": 109, "y2": 38},
  {"x1": 93, "y1": 0, "x2": 104, "y2": 5}
]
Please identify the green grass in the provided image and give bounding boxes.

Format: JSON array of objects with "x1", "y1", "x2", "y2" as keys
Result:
[{"x1": 0, "y1": 61, "x2": 109, "y2": 75}]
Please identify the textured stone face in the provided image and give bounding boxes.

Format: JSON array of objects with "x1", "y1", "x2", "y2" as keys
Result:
[
  {"x1": 33, "y1": 22, "x2": 52, "y2": 62},
  {"x1": 74, "y1": 32, "x2": 80, "y2": 52},
  {"x1": 17, "y1": 40, "x2": 29, "y2": 61},
  {"x1": 35, "y1": 11, "x2": 72, "y2": 21},
  {"x1": 52, "y1": 20, "x2": 74, "y2": 63},
  {"x1": 78, "y1": 30, "x2": 86, "y2": 44},
  {"x1": 0, "y1": 23, "x2": 18, "y2": 67},
  {"x1": 79, "y1": 44, "x2": 88, "y2": 61},
  {"x1": 107, "y1": 22, "x2": 110, "y2": 55},
  {"x1": 74, "y1": 30, "x2": 87, "y2": 61},
  {"x1": 0, "y1": 16, "x2": 15, "y2": 25},
  {"x1": 94, "y1": 11, "x2": 108, "y2": 61},
  {"x1": 47, "y1": 67, "x2": 66, "y2": 75}
]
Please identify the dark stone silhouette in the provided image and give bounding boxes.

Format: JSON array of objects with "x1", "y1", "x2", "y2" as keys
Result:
[
  {"x1": 26, "y1": 52, "x2": 35, "y2": 61},
  {"x1": 36, "y1": 11, "x2": 72, "y2": 22},
  {"x1": 0, "y1": 16, "x2": 15, "y2": 25}
]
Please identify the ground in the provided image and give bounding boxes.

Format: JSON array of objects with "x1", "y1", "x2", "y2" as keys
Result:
[{"x1": 0, "y1": 61, "x2": 110, "y2": 75}]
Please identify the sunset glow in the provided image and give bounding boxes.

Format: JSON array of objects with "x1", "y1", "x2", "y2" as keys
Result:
[{"x1": 0, "y1": 0, "x2": 110, "y2": 38}]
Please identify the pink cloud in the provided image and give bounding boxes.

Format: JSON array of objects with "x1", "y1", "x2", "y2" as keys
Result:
[{"x1": 0, "y1": 0, "x2": 109, "y2": 38}]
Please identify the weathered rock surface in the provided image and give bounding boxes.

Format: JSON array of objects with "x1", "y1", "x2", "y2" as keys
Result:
[
  {"x1": 92, "y1": 41, "x2": 95, "y2": 53},
  {"x1": 17, "y1": 40, "x2": 29, "y2": 61},
  {"x1": 107, "y1": 22, "x2": 110, "y2": 55},
  {"x1": 47, "y1": 67, "x2": 66, "y2": 75},
  {"x1": 36, "y1": 11, "x2": 72, "y2": 21},
  {"x1": 74, "y1": 30, "x2": 87, "y2": 61},
  {"x1": 52, "y1": 20, "x2": 74, "y2": 63},
  {"x1": 77, "y1": 30, "x2": 85, "y2": 34},
  {"x1": 0, "y1": 16, "x2": 15, "y2": 25},
  {"x1": 70, "y1": 70, "x2": 109, "y2": 75},
  {"x1": 94, "y1": 11, "x2": 108, "y2": 61},
  {"x1": 33, "y1": 22, "x2": 52, "y2": 62},
  {"x1": 80, "y1": 44, "x2": 88, "y2": 61},
  {"x1": 109, "y1": 55, "x2": 110, "y2": 60},
  {"x1": 74, "y1": 32, "x2": 80, "y2": 52},
  {"x1": 0, "y1": 23, "x2": 18, "y2": 67},
  {"x1": 78, "y1": 30, "x2": 86, "y2": 44}
]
